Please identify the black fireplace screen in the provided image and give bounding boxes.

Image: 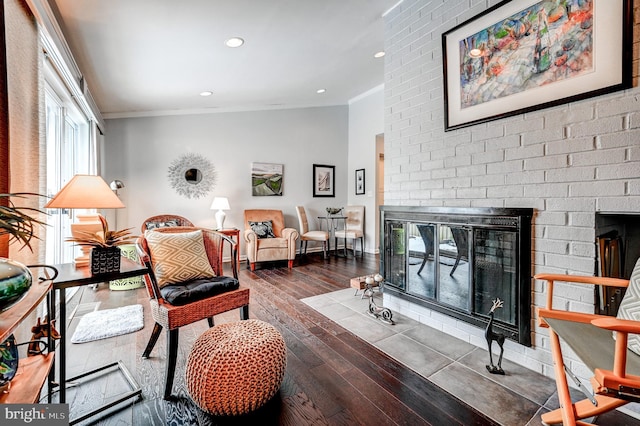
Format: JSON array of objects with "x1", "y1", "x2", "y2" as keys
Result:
[{"x1": 381, "y1": 207, "x2": 532, "y2": 346}]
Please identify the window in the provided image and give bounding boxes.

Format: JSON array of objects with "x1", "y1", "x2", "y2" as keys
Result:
[{"x1": 44, "y1": 61, "x2": 94, "y2": 264}]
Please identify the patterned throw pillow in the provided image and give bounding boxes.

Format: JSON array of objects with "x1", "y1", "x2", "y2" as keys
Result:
[
  {"x1": 248, "y1": 220, "x2": 276, "y2": 239},
  {"x1": 615, "y1": 257, "x2": 640, "y2": 355},
  {"x1": 145, "y1": 230, "x2": 216, "y2": 288},
  {"x1": 145, "y1": 219, "x2": 180, "y2": 230}
]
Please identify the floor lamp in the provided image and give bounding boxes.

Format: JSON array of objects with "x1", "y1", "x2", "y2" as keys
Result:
[{"x1": 45, "y1": 175, "x2": 125, "y2": 266}]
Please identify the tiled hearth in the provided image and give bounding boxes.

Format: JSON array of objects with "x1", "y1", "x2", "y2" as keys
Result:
[{"x1": 302, "y1": 288, "x2": 640, "y2": 425}]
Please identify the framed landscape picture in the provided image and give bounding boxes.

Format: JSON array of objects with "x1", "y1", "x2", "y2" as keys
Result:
[
  {"x1": 442, "y1": 0, "x2": 632, "y2": 131},
  {"x1": 313, "y1": 164, "x2": 335, "y2": 197},
  {"x1": 355, "y1": 169, "x2": 365, "y2": 195},
  {"x1": 251, "y1": 162, "x2": 283, "y2": 196}
]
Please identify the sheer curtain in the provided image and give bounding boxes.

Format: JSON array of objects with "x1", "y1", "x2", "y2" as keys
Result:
[
  {"x1": 0, "y1": 0, "x2": 9, "y2": 258},
  {"x1": 1, "y1": 0, "x2": 102, "y2": 265},
  {"x1": 4, "y1": 0, "x2": 44, "y2": 265}
]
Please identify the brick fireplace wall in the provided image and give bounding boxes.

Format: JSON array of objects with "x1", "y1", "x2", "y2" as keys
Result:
[{"x1": 382, "y1": 0, "x2": 640, "y2": 382}]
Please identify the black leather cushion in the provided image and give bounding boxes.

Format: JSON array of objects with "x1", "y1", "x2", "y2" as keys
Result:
[
  {"x1": 248, "y1": 220, "x2": 276, "y2": 238},
  {"x1": 160, "y1": 276, "x2": 240, "y2": 305}
]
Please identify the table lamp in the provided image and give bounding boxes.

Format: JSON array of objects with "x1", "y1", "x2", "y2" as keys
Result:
[
  {"x1": 45, "y1": 174, "x2": 125, "y2": 266},
  {"x1": 210, "y1": 197, "x2": 230, "y2": 230}
]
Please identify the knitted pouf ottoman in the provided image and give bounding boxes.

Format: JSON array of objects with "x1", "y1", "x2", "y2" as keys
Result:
[{"x1": 186, "y1": 319, "x2": 287, "y2": 416}]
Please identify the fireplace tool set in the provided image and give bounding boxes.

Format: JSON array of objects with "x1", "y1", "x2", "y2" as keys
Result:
[{"x1": 363, "y1": 274, "x2": 394, "y2": 325}]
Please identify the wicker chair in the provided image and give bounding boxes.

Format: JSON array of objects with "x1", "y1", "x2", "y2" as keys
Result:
[
  {"x1": 140, "y1": 214, "x2": 194, "y2": 233},
  {"x1": 136, "y1": 227, "x2": 250, "y2": 400}
]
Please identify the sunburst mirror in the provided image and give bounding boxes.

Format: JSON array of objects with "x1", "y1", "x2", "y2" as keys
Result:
[{"x1": 167, "y1": 153, "x2": 216, "y2": 199}]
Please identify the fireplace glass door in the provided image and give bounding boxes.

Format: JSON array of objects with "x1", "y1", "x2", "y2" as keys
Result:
[
  {"x1": 387, "y1": 222, "x2": 472, "y2": 313},
  {"x1": 380, "y1": 206, "x2": 532, "y2": 346},
  {"x1": 384, "y1": 220, "x2": 519, "y2": 326},
  {"x1": 474, "y1": 228, "x2": 517, "y2": 325}
]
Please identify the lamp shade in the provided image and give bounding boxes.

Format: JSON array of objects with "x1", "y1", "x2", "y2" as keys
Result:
[
  {"x1": 45, "y1": 175, "x2": 125, "y2": 209},
  {"x1": 210, "y1": 197, "x2": 230, "y2": 211}
]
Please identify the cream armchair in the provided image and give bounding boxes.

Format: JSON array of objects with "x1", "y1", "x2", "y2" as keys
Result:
[{"x1": 244, "y1": 209, "x2": 299, "y2": 271}]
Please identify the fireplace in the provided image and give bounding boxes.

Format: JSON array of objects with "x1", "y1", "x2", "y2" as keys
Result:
[
  {"x1": 380, "y1": 206, "x2": 533, "y2": 346},
  {"x1": 594, "y1": 212, "x2": 640, "y2": 316}
]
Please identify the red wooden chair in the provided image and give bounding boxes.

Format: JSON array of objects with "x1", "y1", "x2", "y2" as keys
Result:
[{"x1": 536, "y1": 267, "x2": 640, "y2": 425}]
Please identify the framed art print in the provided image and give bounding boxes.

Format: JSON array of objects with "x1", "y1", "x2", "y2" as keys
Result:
[
  {"x1": 442, "y1": 0, "x2": 632, "y2": 130},
  {"x1": 355, "y1": 169, "x2": 365, "y2": 195},
  {"x1": 313, "y1": 164, "x2": 335, "y2": 197}
]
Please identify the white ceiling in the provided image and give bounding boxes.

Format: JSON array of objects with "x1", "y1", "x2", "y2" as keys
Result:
[{"x1": 51, "y1": 0, "x2": 399, "y2": 118}]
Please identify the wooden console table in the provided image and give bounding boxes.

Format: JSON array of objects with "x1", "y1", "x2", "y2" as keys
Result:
[
  {"x1": 217, "y1": 228, "x2": 241, "y2": 266},
  {"x1": 48, "y1": 258, "x2": 149, "y2": 424}
]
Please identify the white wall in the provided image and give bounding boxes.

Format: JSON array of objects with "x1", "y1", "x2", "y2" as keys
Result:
[
  {"x1": 103, "y1": 106, "x2": 349, "y2": 256},
  {"x1": 383, "y1": 0, "x2": 640, "y2": 383},
  {"x1": 348, "y1": 85, "x2": 385, "y2": 253}
]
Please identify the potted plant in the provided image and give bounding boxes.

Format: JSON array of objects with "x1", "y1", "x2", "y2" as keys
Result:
[
  {"x1": 66, "y1": 215, "x2": 136, "y2": 275},
  {"x1": 0, "y1": 193, "x2": 46, "y2": 311}
]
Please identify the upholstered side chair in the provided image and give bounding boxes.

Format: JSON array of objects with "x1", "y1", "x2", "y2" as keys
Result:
[
  {"x1": 296, "y1": 206, "x2": 329, "y2": 258},
  {"x1": 136, "y1": 227, "x2": 249, "y2": 400},
  {"x1": 334, "y1": 205, "x2": 365, "y2": 257},
  {"x1": 243, "y1": 209, "x2": 299, "y2": 271}
]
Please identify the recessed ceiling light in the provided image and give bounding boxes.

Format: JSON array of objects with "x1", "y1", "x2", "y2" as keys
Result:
[
  {"x1": 316, "y1": 89, "x2": 326, "y2": 94},
  {"x1": 200, "y1": 91, "x2": 213, "y2": 97},
  {"x1": 374, "y1": 51, "x2": 386, "y2": 58},
  {"x1": 225, "y1": 37, "x2": 244, "y2": 48},
  {"x1": 469, "y1": 48, "x2": 482, "y2": 58}
]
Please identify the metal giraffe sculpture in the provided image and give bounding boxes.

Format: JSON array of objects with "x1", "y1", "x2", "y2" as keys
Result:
[
  {"x1": 27, "y1": 316, "x2": 60, "y2": 356},
  {"x1": 485, "y1": 298, "x2": 506, "y2": 375}
]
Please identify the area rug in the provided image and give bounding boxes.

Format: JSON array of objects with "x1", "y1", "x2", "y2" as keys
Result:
[{"x1": 71, "y1": 304, "x2": 144, "y2": 344}]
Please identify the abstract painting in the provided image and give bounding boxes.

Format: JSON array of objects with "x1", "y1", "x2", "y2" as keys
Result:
[
  {"x1": 443, "y1": 0, "x2": 632, "y2": 130},
  {"x1": 251, "y1": 162, "x2": 283, "y2": 196}
]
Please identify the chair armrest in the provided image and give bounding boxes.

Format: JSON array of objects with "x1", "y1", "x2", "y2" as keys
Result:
[
  {"x1": 282, "y1": 227, "x2": 299, "y2": 242},
  {"x1": 592, "y1": 317, "x2": 640, "y2": 335},
  {"x1": 244, "y1": 229, "x2": 257, "y2": 243},
  {"x1": 135, "y1": 239, "x2": 163, "y2": 302},
  {"x1": 592, "y1": 317, "x2": 640, "y2": 379},
  {"x1": 534, "y1": 273, "x2": 629, "y2": 311},
  {"x1": 537, "y1": 307, "x2": 607, "y2": 328},
  {"x1": 135, "y1": 241, "x2": 150, "y2": 264}
]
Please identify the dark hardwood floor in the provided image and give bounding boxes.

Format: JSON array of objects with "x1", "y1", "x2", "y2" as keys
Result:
[{"x1": 44, "y1": 252, "x2": 497, "y2": 425}]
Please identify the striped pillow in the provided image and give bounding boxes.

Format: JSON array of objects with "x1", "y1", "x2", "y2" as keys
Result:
[{"x1": 145, "y1": 230, "x2": 215, "y2": 288}]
